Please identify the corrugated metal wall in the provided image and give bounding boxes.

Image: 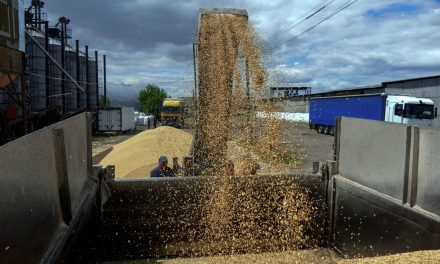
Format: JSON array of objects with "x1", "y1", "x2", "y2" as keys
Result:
[
  {"x1": 384, "y1": 77, "x2": 440, "y2": 127},
  {"x1": 26, "y1": 35, "x2": 46, "y2": 112},
  {"x1": 88, "y1": 60, "x2": 97, "y2": 110},
  {"x1": 65, "y1": 49, "x2": 77, "y2": 112}
]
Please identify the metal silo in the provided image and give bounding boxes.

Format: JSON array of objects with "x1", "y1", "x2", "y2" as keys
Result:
[
  {"x1": 26, "y1": 30, "x2": 47, "y2": 112},
  {"x1": 78, "y1": 53, "x2": 87, "y2": 109},
  {"x1": 65, "y1": 46, "x2": 77, "y2": 112},
  {"x1": 88, "y1": 59, "x2": 97, "y2": 110},
  {"x1": 48, "y1": 40, "x2": 62, "y2": 110}
]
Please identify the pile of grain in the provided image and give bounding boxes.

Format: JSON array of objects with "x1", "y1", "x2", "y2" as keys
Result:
[
  {"x1": 341, "y1": 249, "x2": 440, "y2": 263},
  {"x1": 99, "y1": 126, "x2": 192, "y2": 178},
  {"x1": 105, "y1": 249, "x2": 440, "y2": 263}
]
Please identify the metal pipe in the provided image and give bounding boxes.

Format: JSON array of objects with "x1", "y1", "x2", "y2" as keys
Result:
[
  {"x1": 95, "y1": 51, "x2": 99, "y2": 109},
  {"x1": 192, "y1": 43, "x2": 198, "y2": 127},
  {"x1": 61, "y1": 29, "x2": 66, "y2": 114},
  {"x1": 103, "y1": 54, "x2": 107, "y2": 108},
  {"x1": 44, "y1": 21, "x2": 50, "y2": 108},
  {"x1": 192, "y1": 43, "x2": 197, "y2": 99},
  {"x1": 37, "y1": 6, "x2": 41, "y2": 30},
  {"x1": 25, "y1": 30, "x2": 85, "y2": 93},
  {"x1": 75, "y1": 40, "x2": 81, "y2": 109},
  {"x1": 85, "y1": 45, "x2": 89, "y2": 109},
  {"x1": 21, "y1": 65, "x2": 28, "y2": 135}
]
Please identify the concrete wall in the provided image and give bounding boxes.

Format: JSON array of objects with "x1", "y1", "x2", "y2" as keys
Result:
[
  {"x1": 0, "y1": 113, "x2": 94, "y2": 263},
  {"x1": 275, "y1": 99, "x2": 309, "y2": 113},
  {"x1": 330, "y1": 117, "x2": 440, "y2": 257}
]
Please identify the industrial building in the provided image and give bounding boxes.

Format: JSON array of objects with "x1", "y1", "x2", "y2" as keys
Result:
[
  {"x1": 278, "y1": 75, "x2": 440, "y2": 127},
  {"x1": 0, "y1": 0, "x2": 107, "y2": 145}
]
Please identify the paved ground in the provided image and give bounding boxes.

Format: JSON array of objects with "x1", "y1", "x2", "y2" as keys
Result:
[
  {"x1": 279, "y1": 122, "x2": 334, "y2": 174},
  {"x1": 92, "y1": 125, "x2": 151, "y2": 157},
  {"x1": 92, "y1": 121, "x2": 334, "y2": 175}
]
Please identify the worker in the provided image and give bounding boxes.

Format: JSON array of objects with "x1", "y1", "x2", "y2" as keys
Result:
[{"x1": 150, "y1": 156, "x2": 175, "y2": 177}]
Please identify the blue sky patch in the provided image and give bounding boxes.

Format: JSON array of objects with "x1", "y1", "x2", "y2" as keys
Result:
[{"x1": 366, "y1": 3, "x2": 419, "y2": 18}]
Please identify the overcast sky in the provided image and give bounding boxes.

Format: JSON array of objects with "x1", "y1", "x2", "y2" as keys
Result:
[{"x1": 41, "y1": 0, "x2": 440, "y2": 106}]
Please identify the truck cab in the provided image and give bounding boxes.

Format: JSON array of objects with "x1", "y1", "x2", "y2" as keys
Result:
[
  {"x1": 161, "y1": 99, "x2": 184, "y2": 128},
  {"x1": 385, "y1": 95, "x2": 437, "y2": 127}
]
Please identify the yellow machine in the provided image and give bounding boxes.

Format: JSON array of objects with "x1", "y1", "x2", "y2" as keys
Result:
[{"x1": 161, "y1": 99, "x2": 184, "y2": 128}]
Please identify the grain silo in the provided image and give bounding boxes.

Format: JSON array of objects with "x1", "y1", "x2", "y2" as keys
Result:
[
  {"x1": 65, "y1": 46, "x2": 77, "y2": 112},
  {"x1": 78, "y1": 52, "x2": 88, "y2": 109},
  {"x1": 48, "y1": 39, "x2": 63, "y2": 110},
  {"x1": 88, "y1": 57, "x2": 98, "y2": 110},
  {"x1": 26, "y1": 30, "x2": 47, "y2": 112}
]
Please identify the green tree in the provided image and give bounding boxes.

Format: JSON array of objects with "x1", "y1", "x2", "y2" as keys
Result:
[
  {"x1": 138, "y1": 84, "x2": 168, "y2": 120},
  {"x1": 99, "y1": 95, "x2": 111, "y2": 108}
]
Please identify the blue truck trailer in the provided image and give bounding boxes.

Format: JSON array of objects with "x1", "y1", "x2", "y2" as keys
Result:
[{"x1": 309, "y1": 94, "x2": 437, "y2": 135}]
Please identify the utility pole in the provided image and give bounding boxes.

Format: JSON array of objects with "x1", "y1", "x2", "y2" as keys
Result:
[
  {"x1": 95, "y1": 51, "x2": 99, "y2": 109},
  {"x1": 75, "y1": 40, "x2": 81, "y2": 109},
  {"x1": 85, "y1": 45, "x2": 89, "y2": 109}
]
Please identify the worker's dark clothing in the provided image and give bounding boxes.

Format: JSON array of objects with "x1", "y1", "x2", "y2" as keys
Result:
[{"x1": 150, "y1": 166, "x2": 175, "y2": 177}]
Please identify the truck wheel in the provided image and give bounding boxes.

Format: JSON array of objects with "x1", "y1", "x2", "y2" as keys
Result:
[
  {"x1": 323, "y1": 126, "x2": 330, "y2": 135},
  {"x1": 317, "y1": 125, "x2": 324, "y2": 134},
  {"x1": 329, "y1": 126, "x2": 335, "y2": 136}
]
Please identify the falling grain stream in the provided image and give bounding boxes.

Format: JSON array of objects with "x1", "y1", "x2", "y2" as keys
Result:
[{"x1": 191, "y1": 9, "x2": 321, "y2": 256}]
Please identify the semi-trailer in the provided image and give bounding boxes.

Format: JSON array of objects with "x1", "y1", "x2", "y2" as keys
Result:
[{"x1": 309, "y1": 94, "x2": 437, "y2": 135}]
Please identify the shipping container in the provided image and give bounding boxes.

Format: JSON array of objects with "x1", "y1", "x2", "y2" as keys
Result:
[{"x1": 98, "y1": 107, "x2": 135, "y2": 132}]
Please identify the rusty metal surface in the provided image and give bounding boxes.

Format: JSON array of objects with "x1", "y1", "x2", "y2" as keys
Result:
[
  {"x1": 199, "y1": 8, "x2": 248, "y2": 17},
  {"x1": 0, "y1": 46, "x2": 23, "y2": 74}
]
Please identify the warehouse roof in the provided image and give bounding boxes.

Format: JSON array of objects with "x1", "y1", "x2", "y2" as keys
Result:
[
  {"x1": 308, "y1": 74, "x2": 440, "y2": 98},
  {"x1": 382, "y1": 74, "x2": 440, "y2": 85}
]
